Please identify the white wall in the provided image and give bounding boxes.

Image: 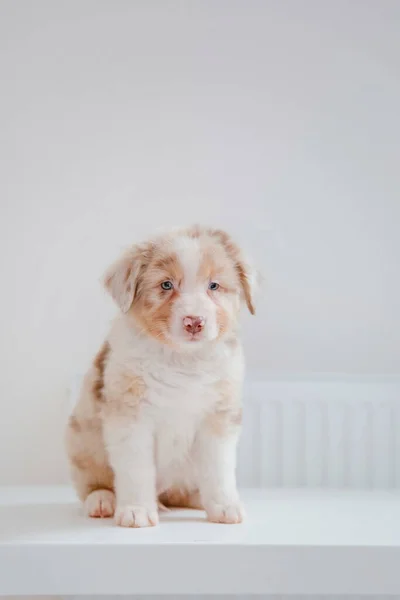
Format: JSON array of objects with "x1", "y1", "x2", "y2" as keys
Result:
[{"x1": 0, "y1": 0, "x2": 399, "y2": 484}]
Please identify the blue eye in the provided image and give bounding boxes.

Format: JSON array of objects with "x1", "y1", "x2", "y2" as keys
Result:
[
  {"x1": 161, "y1": 281, "x2": 173, "y2": 291},
  {"x1": 209, "y1": 282, "x2": 220, "y2": 291}
]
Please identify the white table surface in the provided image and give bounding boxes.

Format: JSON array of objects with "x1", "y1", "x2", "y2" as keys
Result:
[{"x1": 1, "y1": 486, "x2": 400, "y2": 595}]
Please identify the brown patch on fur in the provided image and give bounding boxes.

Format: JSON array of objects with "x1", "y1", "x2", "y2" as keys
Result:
[
  {"x1": 209, "y1": 229, "x2": 237, "y2": 259},
  {"x1": 134, "y1": 298, "x2": 174, "y2": 344},
  {"x1": 152, "y1": 252, "x2": 181, "y2": 278},
  {"x1": 101, "y1": 371, "x2": 147, "y2": 419},
  {"x1": 159, "y1": 488, "x2": 203, "y2": 509},
  {"x1": 207, "y1": 408, "x2": 242, "y2": 435},
  {"x1": 92, "y1": 342, "x2": 110, "y2": 402},
  {"x1": 197, "y1": 243, "x2": 237, "y2": 291},
  {"x1": 206, "y1": 380, "x2": 242, "y2": 436},
  {"x1": 216, "y1": 306, "x2": 231, "y2": 338},
  {"x1": 69, "y1": 415, "x2": 101, "y2": 432},
  {"x1": 68, "y1": 415, "x2": 81, "y2": 432},
  {"x1": 125, "y1": 375, "x2": 146, "y2": 397},
  {"x1": 71, "y1": 453, "x2": 97, "y2": 471},
  {"x1": 115, "y1": 372, "x2": 147, "y2": 400},
  {"x1": 129, "y1": 247, "x2": 186, "y2": 344}
]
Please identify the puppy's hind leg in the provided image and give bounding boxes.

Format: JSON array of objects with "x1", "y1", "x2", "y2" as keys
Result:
[
  {"x1": 66, "y1": 415, "x2": 115, "y2": 518},
  {"x1": 159, "y1": 488, "x2": 203, "y2": 510}
]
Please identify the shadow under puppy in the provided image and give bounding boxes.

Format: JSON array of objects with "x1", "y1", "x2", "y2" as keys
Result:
[{"x1": 66, "y1": 225, "x2": 257, "y2": 527}]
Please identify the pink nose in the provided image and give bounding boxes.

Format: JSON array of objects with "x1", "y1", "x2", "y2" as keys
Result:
[{"x1": 183, "y1": 316, "x2": 205, "y2": 335}]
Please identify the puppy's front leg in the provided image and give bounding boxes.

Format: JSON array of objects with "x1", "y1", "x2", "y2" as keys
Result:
[
  {"x1": 196, "y1": 410, "x2": 244, "y2": 524},
  {"x1": 103, "y1": 416, "x2": 158, "y2": 528}
]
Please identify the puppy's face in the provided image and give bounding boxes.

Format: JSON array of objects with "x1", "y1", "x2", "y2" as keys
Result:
[{"x1": 105, "y1": 227, "x2": 256, "y2": 348}]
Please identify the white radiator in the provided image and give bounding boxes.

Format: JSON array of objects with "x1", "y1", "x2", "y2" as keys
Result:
[{"x1": 237, "y1": 378, "x2": 400, "y2": 489}]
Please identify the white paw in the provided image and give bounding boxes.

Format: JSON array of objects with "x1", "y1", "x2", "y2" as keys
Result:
[
  {"x1": 115, "y1": 504, "x2": 159, "y2": 528},
  {"x1": 206, "y1": 501, "x2": 245, "y2": 524},
  {"x1": 85, "y1": 489, "x2": 115, "y2": 518}
]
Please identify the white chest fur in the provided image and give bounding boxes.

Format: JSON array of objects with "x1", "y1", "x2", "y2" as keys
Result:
[{"x1": 108, "y1": 318, "x2": 244, "y2": 493}]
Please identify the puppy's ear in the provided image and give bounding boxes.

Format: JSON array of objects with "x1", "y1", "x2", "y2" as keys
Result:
[
  {"x1": 237, "y1": 256, "x2": 258, "y2": 315},
  {"x1": 210, "y1": 228, "x2": 258, "y2": 315},
  {"x1": 103, "y1": 244, "x2": 151, "y2": 313}
]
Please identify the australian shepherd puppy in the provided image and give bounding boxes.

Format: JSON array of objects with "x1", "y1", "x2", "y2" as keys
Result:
[{"x1": 66, "y1": 226, "x2": 256, "y2": 527}]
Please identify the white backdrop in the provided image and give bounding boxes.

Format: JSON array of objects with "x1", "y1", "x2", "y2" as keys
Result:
[{"x1": 0, "y1": 0, "x2": 399, "y2": 484}]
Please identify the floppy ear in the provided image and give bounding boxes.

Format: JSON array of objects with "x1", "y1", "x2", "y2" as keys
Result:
[
  {"x1": 209, "y1": 228, "x2": 258, "y2": 315},
  {"x1": 236, "y1": 256, "x2": 258, "y2": 315},
  {"x1": 103, "y1": 244, "x2": 150, "y2": 313}
]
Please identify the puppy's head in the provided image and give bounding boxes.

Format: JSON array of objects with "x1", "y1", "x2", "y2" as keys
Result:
[{"x1": 104, "y1": 226, "x2": 256, "y2": 348}]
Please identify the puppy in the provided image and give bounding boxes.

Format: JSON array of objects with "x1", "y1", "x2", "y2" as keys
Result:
[{"x1": 66, "y1": 226, "x2": 256, "y2": 527}]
